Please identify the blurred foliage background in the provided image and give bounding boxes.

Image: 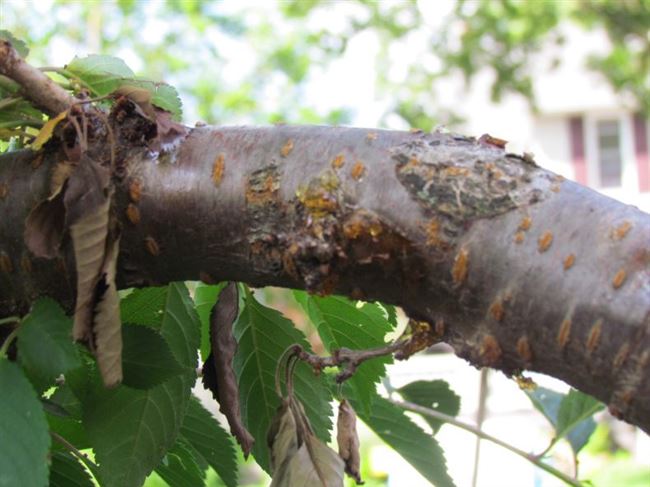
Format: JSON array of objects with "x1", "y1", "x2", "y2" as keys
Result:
[
  {"x1": 2, "y1": 1, "x2": 649, "y2": 486},
  {"x1": 2, "y1": 0, "x2": 649, "y2": 129}
]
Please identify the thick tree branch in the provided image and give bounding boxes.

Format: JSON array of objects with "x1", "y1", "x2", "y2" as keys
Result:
[
  {"x1": 0, "y1": 123, "x2": 648, "y2": 434},
  {"x1": 0, "y1": 41, "x2": 74, "y2": 116}
]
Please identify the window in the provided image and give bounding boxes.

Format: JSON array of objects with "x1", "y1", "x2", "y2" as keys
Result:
[{"x1": 596, "y1": 120, "x2": 622, "y2": 187}]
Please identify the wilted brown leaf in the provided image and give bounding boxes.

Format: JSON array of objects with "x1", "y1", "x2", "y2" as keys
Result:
[
  {"x1": 201, "y1": 282, "x2": 254, "y2": 456},
  {"x1": 269, "y1": 397, "x2": 344, "y2": 487},
  {"x1": 337, "y1": 399, "x2": 363, "y2": 484},
  {"x1": 24, "y1": 189, "x2": 66, "y2": 258}
]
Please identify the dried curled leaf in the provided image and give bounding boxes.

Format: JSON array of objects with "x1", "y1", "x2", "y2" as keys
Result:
[
  {"x1": 201, "y1": 282, "x2": 254, "y2": 456},
  {"x1": 66, "y1": 156, "x2": 122, "y2": 387},
  {"x1": 269, "y1": 398, "x2": 344, "y2": 487},
  {"x1": 337, "y1": 400, "x2": 363, "y2": 484}
]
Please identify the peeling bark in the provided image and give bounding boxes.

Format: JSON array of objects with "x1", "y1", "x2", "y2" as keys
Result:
[{"x1": 0, "y1": 125, "x2": 648, "y2": 433}]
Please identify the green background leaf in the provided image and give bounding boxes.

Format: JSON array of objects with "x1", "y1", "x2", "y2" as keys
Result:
[
  {"x1": 355, "y1": 393, "x2": 455, "y2": 487},
  {"x1": 49, "y1": 451, "x2": 94, "y2": 487},
  {"x1": 0, "y1": 30, "x2": 29, "y2": 57},
  {"x1": 65, "y1": 55, "x2": 134, "y2": 96},
  {"x1": 193, "y1": 282, "x2": 227, "y2": 361},
  {"x1": 397, "y1": 380, "x2": 461, "y2": 433},
  {"x1": 294, "y1": 292, "x2": 393, "y2": 415},
  {"x1": 233, "y1": 289, "x2": 332, "y2": 472},
  {"x1": 155, "y1": 437, "x2": 206, "y2": 487},
  {"x1": 0, "y1": 359, "x2": 51, "y2": 487},
  {"x1": 81, "y1": 282, "x2": 200, "y2": 487},
  {"x1": 180, "y1": 397, "x2": 238, "y2": 487},
  {"x1": 120, "y1": 287, "x2": 167, "y2": 327},
  {"x1": 17, "y1": 298, "x2": 81, "y2": 391},
  {"x1": 121, "y1": 323, "x2": 184, "y2": 389}
]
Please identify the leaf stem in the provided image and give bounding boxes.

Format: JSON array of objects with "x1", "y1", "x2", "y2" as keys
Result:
[
  {"x1": 0, "y1": 327, "x2": 19, "y2": 357},
  {"x1": 0, "y1": 316, "x2": 19, "y2": 326},
  {"x1": 391, "y1": 398, "x2": 584, "y2": 487},
  {"x1": 50, "y1": 431, "x2": 101, "y2": 480}
]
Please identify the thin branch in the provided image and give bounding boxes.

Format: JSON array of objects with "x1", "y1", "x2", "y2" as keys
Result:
[
  {"x1": 50, "y1": 431, "x2": 101, "y2": 481},
  {"x1": 0, "y1": 40, "x2": 74, "y2": 115},
  {"x1": 392, "y1": 398, "x2": 584, "y2": 487},
  {"x1": 295, "y1": 340, "x2": 405, "y2": 383},
  {"x1": 0, "y1": 316, "x2": 19, "y2": 326},
  {"x1": 0, "y1": 327, "x2": 19, "y2": 357}
]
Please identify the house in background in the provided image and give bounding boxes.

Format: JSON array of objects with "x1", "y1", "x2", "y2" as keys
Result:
[{"x1": 449, "y1": 24, "x2": 650, "y2": 214}]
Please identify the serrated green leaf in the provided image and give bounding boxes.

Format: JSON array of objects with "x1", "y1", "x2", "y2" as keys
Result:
[
  {"x1": 525, "y1": 387, "x2": 603, "y2": 455},
  {"x1": 193, "y1": 282, "x2": 227, "y2": 361},
  {"x1": 180, "y1": 397, "x2": 238, "y2": 487},
  {"x1": 65, "y1": 55, "x2": 135, "y2": 96},
  {"x1": 83, "y1": 375, "x2": 192, "y2": 487},
  {"x1": 161, "y1": 282, "x2": 200, "y2": 368},
  {"x1": 80, "y1": 282, "x2": 200, "y2": 487},
  {"x1": 120, "y1": 286, "x2": 168, "y2": 328},
  {"x1": 17, "y1": 298, "x2": 81, "y2": 391},
  {"x1": 113, "y1": 79, "x2": 183, "y2": 120},
  {"x1": 49, "y1": 451, "x2": 94, "y2": 487},
  {"x1": 155, "y1": 437, "x2": 206, "y2": 487},
  {"x1": 0, "y1": 30, "x2": 29, "y2": 57},
  {"x1": 556, "y1": 389, "x2": 604, "y2": 453},
  {"x1": 122, "y1": 323, "x2": 184, "y2": 389},
  {"x1": 294, "y1": 291, "x2": 393, "y2": 415},
  {"x1": 355, "y1": 393, "x2": 455, "y2": 487},
  {"x1": 397, "y1": 380, "x2": 461, "y2": 433},
  {"x1": 0, "y1": 359, "x2": 51, "y2": 487},
  {"x1": 233, "y1": 290, "x2": 332, "y2": 472}
]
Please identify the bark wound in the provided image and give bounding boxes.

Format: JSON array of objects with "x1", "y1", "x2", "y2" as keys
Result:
[{"x1": 392, "y1": 137, "x2": 550, "y2": 249}]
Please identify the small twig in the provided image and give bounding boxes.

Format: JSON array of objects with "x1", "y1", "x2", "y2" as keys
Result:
[
  {"x1": 0, "y1": 41, "x2": 74, "y2": 115},
  {"x1": 295, "y1": 340, "x2": 405, "y2": 383},
  {"x1": 0, "y1": 316, "x2": 19, "y2": 326},
  {"x1": 50, "y1": 431, "x2": 101, "y2": 480},
  {"x1": 0, "y1": 96, "x2": 21, "y2": 110},
  {"x1": 0, "y1": 327, "x2": 19, "y2": 357},
  {"x1": 392, "y1": 399, "x2": 584, "y2": 487}
]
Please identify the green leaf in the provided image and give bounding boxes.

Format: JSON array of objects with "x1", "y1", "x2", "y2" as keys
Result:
[
  {"x1": 397, "y1": 380, "x2": 461, "y2": 433},
  {"x1": 83, "y1": 375, "x2": 192, "y2": 487},
  {"x1": 161, "y1": 282, "x2": 201, "y2": 369},
  {"x1": 80, "y1": 282, "x2": 200, "y2": 487},
  {"x1": 155, "y1": 438, "x2": 206, "y2": 487},
  {"x1": 0, "y1": 30, "x2": 29, "y2": 57},
  {"x1": 233, "y1": 289, "x2": 332, "y2": 472},
  {"x1": 0, "y1": 359, "x2": 51, "y2": 487},
  {"x1": 556, "y1": 389, "x2": 604, "y2": 454},
  {"x1": 17, "y1": 298, "x2": 81, "y2": 391},
  {"x1": 355, "y1": 393, "x2": 455, "y2": 487},
  {"x1": 113, "y1": 79, "x2": 183, "y2": 120},
  {"x1": 121, "y1": 323, "x2": 184, "y2": 389},
  {"x1": 49, "y1": 451, "x2": 94, "y2": 487},
  {"x1": 294, "y1": 291, "x2": 393, "y2": 414},
  {"x1": 120, "y1": 286, "x2": 167, "y2": 328},
  {"x1": 193, "y1": 282, "x2": 227, "y2": 361},
  {"x1": 180, "y1": 397, "x2": 238, "y2": 487},
  {"x1": 65, "y1": 55, "x2": 135, "y2": 96},
  {"x1": 525, "y1": 387, "x2": 604, "y2": 454}
]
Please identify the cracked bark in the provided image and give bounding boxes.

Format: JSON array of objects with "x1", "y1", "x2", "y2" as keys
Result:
[{"x1": 0, "y1": 124, "x2": 648, "y2": 434}]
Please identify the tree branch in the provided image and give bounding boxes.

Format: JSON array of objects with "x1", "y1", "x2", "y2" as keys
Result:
[
  {"x1": 0, "y1": 122, "x2": 648, "y2": 433},
  {"x1": 0, "y1": 41, "x2": 74, "y2": 115}
]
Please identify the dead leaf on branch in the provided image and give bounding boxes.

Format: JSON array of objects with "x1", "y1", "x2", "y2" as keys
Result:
[
  {"x1": 66, "y1": 156, "x2": 122, "y2": 387},
  {"x1": 268, "y1": 352, "x2": 345, "y2": 487},
  {"x1": 201, "y1": 282, "x2": 255, "y2": 456},
  {"x1": 337, "y1": 399, "x2": 363, "y2": 484}
]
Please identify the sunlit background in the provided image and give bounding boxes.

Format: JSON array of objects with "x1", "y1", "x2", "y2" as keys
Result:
[{"x1": 2, "y1": 1, "x2": 649, "y2": 486}]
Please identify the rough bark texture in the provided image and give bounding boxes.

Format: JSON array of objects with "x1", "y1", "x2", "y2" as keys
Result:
[{"x1": 1, "y1": 125, "x2": 648, "y2": 433}]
